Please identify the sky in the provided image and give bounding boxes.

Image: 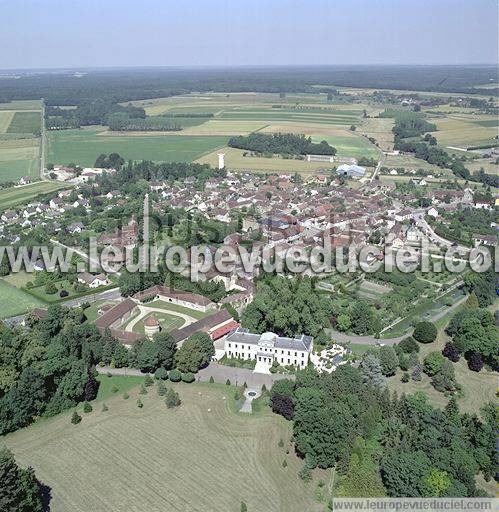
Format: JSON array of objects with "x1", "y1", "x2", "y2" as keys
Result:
[{"x1": 0, "y1": 0, "x2": 497, "y2": 69}]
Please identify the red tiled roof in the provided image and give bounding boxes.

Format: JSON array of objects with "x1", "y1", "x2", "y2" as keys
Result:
[{"x1": 210, "y1": 320, "x2": 239, "y2": 340}]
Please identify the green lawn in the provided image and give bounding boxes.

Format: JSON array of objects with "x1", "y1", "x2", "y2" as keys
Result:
[
  {"x1": 132, "y1": 312, "x2": 187, "y2": 334},
  {"x1": 47, "y1": 127, "x2": 229, "y2": 167},
  {"x1": 0, "y1": 158, "x2": 39, "y2": 183},
  {"x1": 0, "y1": 278, "x2": 45, "y2": 318},
  {"x1": 0, "y1": 181, "x2": 69, "y2": 210},
  {"x1": 4, "y1": 382, "x2": 323, "y2": 512},
  {"x1": 145, "y1": 299, "x2": 210, "y2": 320},
  {"x1": 95, "y1": 374, "x2": 146, "y2": 401}
]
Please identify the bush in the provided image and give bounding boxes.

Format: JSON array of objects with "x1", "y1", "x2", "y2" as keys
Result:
[
  {"x1": 137, "y1": 398, "x2": 143, "y2": 408},
  {"x1": 225, "y1": 379, "x2": 231, "y2": 386},
  {"x1": 209, "y1": 376, "x2": 215, "y2": 384},
  {"x1": 442, "y1": 342, "x2": 460, "y2": 362},
  {"x1": 157, "y1": 380, "x2": 167, "y2": 396},
  {"x1": 401, "y1": 372, "x2": 410, "y2": 383},
  {"x1": 123, "y1": 392, "x2": 129, "y2": 400},
  {"x1": 111, "y1": 385, "x2": 119, "y2": 393},
  {"x1": 154, "y1": 367, "x2": 168, "y2": 380},
  {"x1": 144, "y1": 375, "x2": 154, "y2": 387},
  {"x1": 466, "y1": 351, "x2": 484, "y2": 372},
  {"x1": 165, "y1": 388, "x2": 181, "y2": 408},
  {"x1": 424, "y1": 352, "x2": 445, "y2": 376},
  {"x1": 181, "y1": 372, "x2": 195, "y2": 383},
  {"x1": 83, "y1": 402, "x2": 92, "y2": 413},
  {"x1": 397, "y1": 336, "x2": 420, "y2": 354},
  {"x1": 139, "y1": 384, "x2": 147, "y2": 395},
  {"x1": 169, "y1": 369, "x2": 182, "y2": 382},
  {"x1": 59, "y1": 290, "x2": 69, "y2": 298},
  {"x1": 71, "y1": 411, "x2": 82, "y2": 424},
  {"x1": 102, "y1": 403, "x2": 108, "y2": 412},
  {"x1": 45, "y1": 282, "x2": 58, "y2": 295},
  {"x1": 413, "y1": 322, "x2": 437, "y2": 343}
]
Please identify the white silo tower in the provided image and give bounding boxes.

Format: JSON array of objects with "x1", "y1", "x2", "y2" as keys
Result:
[{"x1": 218, "y1": 153, "x2": 225, "y2": 169}]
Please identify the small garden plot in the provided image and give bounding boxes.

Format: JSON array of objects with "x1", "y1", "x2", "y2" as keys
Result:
[{"x1": 357, "y1": 280, "x2": 392, "y2": 300}]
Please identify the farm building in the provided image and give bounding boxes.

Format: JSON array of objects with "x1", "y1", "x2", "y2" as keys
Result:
[{"x1": 336, "y1": 164, "x2": 366, "y2": 178}]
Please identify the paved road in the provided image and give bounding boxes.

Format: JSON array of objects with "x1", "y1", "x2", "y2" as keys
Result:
[
  {"x1": 97, "y1": 362, "x2": 293, "y2": 389},
  {"x1": 40, "y1": 99, "x2": 47, "y2": 180},
  {"x1": 413, "y1": 212, "x2": 470, "y2": 254}
]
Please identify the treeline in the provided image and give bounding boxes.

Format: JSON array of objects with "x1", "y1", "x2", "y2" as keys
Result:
[
  {"x1": 387, "y1": 109, "x2": 498, "y2": 187},
  {"x1": 107, "y1": 113, "x2": 182, "y2": 132},
  {"x1": 45, "y1": 100, "x2": 145, "y2": 129},
  {"x1": 228, "y1": 132, "x2": 336, "y2": 156},
  {"x1": 380, "y1": 109, "x2": 437, "y2": 139},
  {"x1": 270, "y1": 365, "x2": 496, "y2": 497},
  {"x1": 0, "y1": 66, "x2": 496, "y2": 106}
]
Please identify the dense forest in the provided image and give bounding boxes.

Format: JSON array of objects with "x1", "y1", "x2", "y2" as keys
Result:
[
  {"x1": 270, "y1": 365, "x2": 496, "y2": 497},
  {"x1": 228, "y1": 132, "x2": 336, "y2": 156},
  {"x1": 0, "y1": 66, "x2": 497, "y2": 105}
]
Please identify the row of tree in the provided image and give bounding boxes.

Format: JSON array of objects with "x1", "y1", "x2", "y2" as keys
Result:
[{"x1": 228, "y1": 132, "x2": 336, "y2": 156}]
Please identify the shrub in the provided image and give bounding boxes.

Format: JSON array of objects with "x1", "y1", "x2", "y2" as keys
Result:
[
  {"x1": 240, "y1": 502, "x2": 248, "y2": 512},
  {"x1": 139, "y1": 385, "x2": 147, "y2": 395},
  {"x1": 83, "y1": 402, "x2": 92, "y2": 413},
  {"x1": 45, "y1": 282, "x2": 57, "y2": 295},
  {"x1": 71, "y1": 411, "x2": 82, "y2": 424},
  {"x1": 111, "y1": 385, "x2": 118, "y2": 393},
  {"x1": 169, "y1": 369, "x2": 182, "y2": 382},
  {"x1": 282, "y1": 459, "x2": 288, "y2": 468},
  {"x1": 137, "y1": 398, "x2": 143, "y2": 408},
  {"x1": 154, "y1": 367, "x2": 168, "y2": 380},
  {"x1": 397, "y1": 336, "x2": 420, "y2": 354},
  {"x1": 225, "y1": 379, "x2": 231, "y2": 386},
  {"x1": 209, "y1": 376, "x2": 215, "y2": 384},
  {"x1": 413, "y1": 322, "x2": 437, "y2": 343},
  {"x1": 157, "y1": 380, "x2": 167, "y2": 396},
  {"x1": 102, "y1": 403, "x2": 108, "y2": 412},
  {"x1": 181, "y1": 372, "x2": 195, "y2": 383},
  {"x1": 466, "y1": 351, "x2": 484, "y2": 372},
  {"x1": 165, "y1": 388, "x2": 181, "y2": 408},
  {"x1": 278, "y1": 438, "x2": 284, "y2": 448},
  {"x1": 123, "y1": 392, "x2": 129, "y2": 400},
  {"x1": 424, "y1": 352, "x2": 445, "y2": 376},
  {"x1": 144, "y1": 375, "x2": 154, "y2": 387},
  {"x1": 401, "y1": 372, "x2": 410, "y2": 383},
  {"x1": 442, "y1": 342, "x2": 460, "y2": 362},
  {"x1": 59, "y1": 290, "x2": 69, "y2": 298}
]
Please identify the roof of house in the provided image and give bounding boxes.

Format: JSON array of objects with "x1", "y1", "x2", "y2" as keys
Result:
[
  {"x1": 133, "y1": 285, "x2": 213, "y2": 307},
  {"x1": 170, "y1": 309, "x2": 232, "y2": 343},
  {"x1": 95, "y1": 298, "x2": 137, "y2": 330},
  {"x1": 226, "y1": 327, "x2": 313, "y2": 352}
]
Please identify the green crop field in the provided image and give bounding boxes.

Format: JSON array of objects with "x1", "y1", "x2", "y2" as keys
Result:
[
  {"x1": 0, "y1": 111, "x2": 15, "y2": 132},
  {"x1": 0, "y1": 278, "x2": 45, "y2": 318},
  {"x1": 0, "y1": 135, "x2": 40, "y2": 182},
  {"x1": 47, "y1": 127, "x2": 229, "y2": 166},
  {"x1": 7, "y1": 111, "x2": 42, "y2": 134},
  {"x1": 0, "y1": 180, "x2": 69, "y2": 210},
  {"x1": 3, "y1": 381, "x2": 324, "y2": 512}
]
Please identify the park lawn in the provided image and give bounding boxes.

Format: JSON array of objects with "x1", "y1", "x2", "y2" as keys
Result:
[
  {"x1": 145, "y1": 299, "x2": 210, "y2": 320},
  {"x1": 47, "y1": 127, "x2": 229, "y2": 167},
  {"x1": 311, "y1": 134, "x2": 379, "y2": 159},
  {"x1": 95, "y1": 374, "x2": 145, "y2": 401},
  {"x1": 0, "y1": 181, "x2": 69, "y2": 210},
  {"x1": 7, "y1": 111, "x2": 42, "y2": 134},
  {"x1": 3, "y1": 381, "x2": 323, "y2": 512},
  {"x1": 132, "y1": 312, "x2": 187, "y2": 334},
  {"x1": 0, "y1": 278, "x2": 45, "y2": 318},
  {"x1": 387, "y1": 314, "x2": 497, "y2": 417}
]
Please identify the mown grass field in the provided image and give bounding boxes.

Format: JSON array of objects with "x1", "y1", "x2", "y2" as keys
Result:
[
  {"x1": 432, "y1": 116, "x2": 499, "y2": 148},
  {"x1": 131, "y1": 312, "x2": 186, "y2": 334},
  {"x1": 47, "y1": 127, "x2": 229, "y2": 166},
  {"x1": 0, "y1": 278, "x2": 45, "y2": 318},
  {"x1": 0, "y1": 111, "x2": 15, "y2": 132},
  {"x1": 0, "y1": 180, "x2": 68, "y2": 209},
  {"x1": 3, "y1": 381, "x2": 324, "y2": 512},
  {"x1": 0, "y1": 100, "x2": 42, "y2": 111}
]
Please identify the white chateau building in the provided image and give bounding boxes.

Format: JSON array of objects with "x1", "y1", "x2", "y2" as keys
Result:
[{"x1": 224, "y1": 327, "x2": 313, "y2": 372}]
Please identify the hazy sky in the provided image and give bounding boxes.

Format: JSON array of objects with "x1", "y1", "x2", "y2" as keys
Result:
[{"x1": 1, "y1": 0, "x2": 497, "y2": 69}]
